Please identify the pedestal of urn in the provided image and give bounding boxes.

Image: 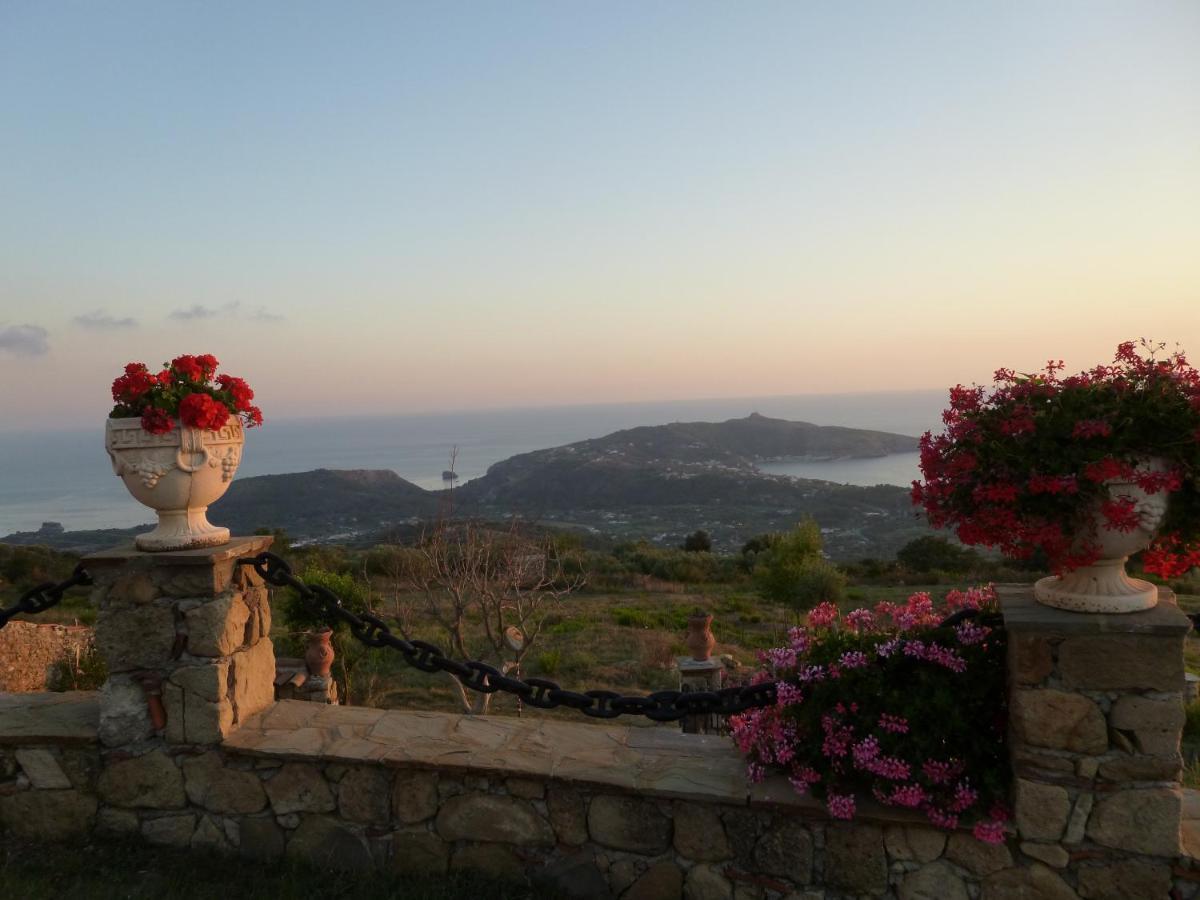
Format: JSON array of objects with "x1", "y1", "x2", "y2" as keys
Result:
[
  {"x1": 106, "y1": 417, "x2": 243, "y2": 551},
  {"x1": 1034, "y1": 472, "x2": 1165, "y2": 614}
]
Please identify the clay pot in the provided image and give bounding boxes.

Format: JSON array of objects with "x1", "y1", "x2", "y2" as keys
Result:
[
  {"x1": 305, "y1": 628, "x2": 335, "y2": 678},
  {"x1": 106, "y1": 416, "x2": 244, "y2": 551},
  {"x1": 686, "y1": 612, "x2": 716, "y2": 662}
]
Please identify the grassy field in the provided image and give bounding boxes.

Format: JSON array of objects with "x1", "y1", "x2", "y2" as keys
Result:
[{"x1": 0, "y1": 839, "x2": 555, "y2": 900}]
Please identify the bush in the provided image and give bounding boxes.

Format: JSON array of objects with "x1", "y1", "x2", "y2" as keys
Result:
[
  {"x1": 752, "y1": 521, "x2": 845, "y2": 609},
  {"x1": 277, "y1": 566, "x2": 370, "y2": 635},
  {"x1": 682, "y1": 530, "x2": 712, "y2": 553},
  {"x1": 897, "y1": 536, "x2": 980, "y2": 574}
]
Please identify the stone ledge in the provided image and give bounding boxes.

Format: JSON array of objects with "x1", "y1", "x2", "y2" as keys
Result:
[
  {"x1": 0, "y1": 691, "x2": 99, "y2": 745},
  {"x1": 998, "y1": 584, "x2": 1190, "y2": 636},
  {"x1": 83, "y1": 536, "x2": 272, "y2": 568}
]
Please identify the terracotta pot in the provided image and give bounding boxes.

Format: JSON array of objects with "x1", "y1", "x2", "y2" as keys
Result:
[
  {"x1": 686, "y1": 612, "x2": 716, "y2": 661},
  {"x1": 106, "y1": 417, "x2": 244, "y2": 551},
  {"x1": 1034, "y1": 459, "x2": 1167, "y2": 614},
  {"x1": 305, "y1": 628, "x2": 335, "y2": 678}
]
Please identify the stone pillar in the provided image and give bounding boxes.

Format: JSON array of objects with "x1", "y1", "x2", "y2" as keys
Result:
[
  {"x1": 677, "y1": 657, "x2": 724, "y2": 735},
  {"x1": 84, "y1": 536, "x2": 275, "y2": 750},
  {"x1": 1001, "y1": 584, "x2": 1189, "y2": 889}
]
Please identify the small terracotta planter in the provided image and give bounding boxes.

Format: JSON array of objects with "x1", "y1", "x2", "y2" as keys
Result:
[
  {"x1": 686, "y1": 611, "x2": 716, "y2": 662},
  {"x1": 305, "y1": 628, "x2": 335, "y2": 678}
]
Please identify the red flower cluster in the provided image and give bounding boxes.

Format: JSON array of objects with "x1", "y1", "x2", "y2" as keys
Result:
[
  {"x1": 913, "y1": 341, "x2": 1200, "y2": 576},
  {"x1": 109, "y1": 354, "x2": 263, "y2": 434}
]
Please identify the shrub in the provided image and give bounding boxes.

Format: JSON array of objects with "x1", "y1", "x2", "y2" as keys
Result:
[
  {"x1": 536, "y1": 649, "x2": 562, "y2": 676},
  {"x1": 753, "y1": 521, "x2": 845, "y2": 609},
  {"x1": 731, "y1": 586, "x2": 1008, "y2": 840},
  {"x1": 683, "y1": 530, "x2": 713, "y2": 553},
  {"x1": 897, "y1": 536, "x2": 980, "y2": 574}
]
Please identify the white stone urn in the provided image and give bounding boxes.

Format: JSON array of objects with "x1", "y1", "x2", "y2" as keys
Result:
[
  {"x1": 106, "y1": 417, "x2": 244, "y2": 551},
  {"x1": 1034, "y1": 461, "x2": 1168, "y2": 614}
]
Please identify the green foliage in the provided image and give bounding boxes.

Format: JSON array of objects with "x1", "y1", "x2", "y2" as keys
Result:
[
  {"x1": 535, "y1": 649, "x2": 562, "y2": 675},
  {"x1": 48, "y1": 645, "x2": 108, "y2": 692},
  {"x1": 752, "y1": 521, "x2": 846, "y2": 609},
  {"x1": 0, "y1": 544, "x2": 79, "y2": 589},
  {"x1": 897, "y1": 536, "x2": 980, "y2": 574},
  {"x1": 253, "y1": 527, "x2": 293, "y2": 555},
  {"x1": 682, "y1": 529, "x2": 712, "y2": 553},
  {"x1": 277, "y1": 566, "x2": 369, "y2": 634},
  {"x1": 610, "y1": 605, "x2": 692, "y2": 630}
]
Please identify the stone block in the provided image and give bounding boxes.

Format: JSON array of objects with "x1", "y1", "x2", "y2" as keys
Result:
[
  {"x1": 240, "y1": 816, "x2": 286, "y2": 861},
  {"x1": 183, "y1": 696, "x2": 235, "y2": 745},
  {"x1": 586, "y1": 794, "x2": 671, "y2": 854},
  {"x1": 185, "y1": 592, "x2": 250, "y2": 657},
  {"x1": 753, "y1": 818, "x2": 812, "y2": 881},
  {"x1": 231, "y1": 638, "x2": 276, "y2": 720},
  {"x1": 1059, "y1": 635, "x2": 1184, "y2": 691},
  {"x1": 142, "y1": 813, "x2": 196, "y2": 847},
  {"x1": 158, "y1": 558, "x2": 237, "y2": 598},
  {"x1": 1097, "y1": 753, "x2": 1181, "y2": 783},
  {"x1": 627, "y1": 860, "x2": 684, "y2": 900},
  {"x1": 981, "y1": 863, "x2": 1077, "y2": 900},
  {"x1": 1020, "y1": 842, "x2": 1068, "y2": 868},
  {"x1": 547, "y1": 785, "x2": 588, "y2": 845},
  {"x1": 263, "y1": 762, "x2": 336, "y2": 814},
  {"x1": 437, "y1": 793, "x2": 554, "y2": 845},
  {"x1": 505, "y1": 777, "x2": 544, "y2": 799},
  {"x1": 0, "y1": 789, "x2": 97, "y2": 840},
  {"x1": 1076, "y1": 858, "x2": 1172, "y2": 900},
  {"x1": 451, "y1": 843, "x2": 524, "y2": 881},
  {"x1": 1010, "y1": 633, "x2": 1054, "y2": 685},
  {"x1": 171, "y1": 661, "x2": 228, "y2": 703},
  {"x1": 338, "y1": 766, "x2": 392, "y2": 824},
  {"x1": 95, "y1": 603, "x2": 176, "y2": 672},
  {"x1": 99, "y1": 675, "x2": 155, "y2": 748},
  {"x1": 97, "y1": 750, "x2": 186, "y2": 809},
  {"x1": 1011, "y1": 689, "x2": 1107, "y2": 754},
  {"x1": 533, "y1": 849, "x2": 610, "y2": 899},
  {"x1": 1110, "y1": 694, "x2": 1185, "y2": 732},
  {"x1": 1015, "y1": 778, "x2": 1071, "y2": 842},
  {"x1": 674, "y1": 801, "x2": 732, "y2": 862},
  {"x1": 182, "y1": 751, "x2": 267, "y2": 814},
  {"x1": 108, "y1": 572, "x2": 159, "y2": 605},
  {"x1": 286, "y1": 815, "x2": 373, "y2": 871},
  {"x1": 1063, "y1": 792, "x2": 1093, "y2": 844},
  {"x1": 191, "y1": 814, "x2": 230, "y2": 851},
  {"x1": 824, "y1": 825, "x2": 887, "y2": 895},
  {"x1": 392, "y1": 829, "x2": 450, "y2": 875},
  {"x1": 898, "y1": 861, "x2": 969, "y2": 900},
  {"x1": 884, "y1": 825, "x2": 946, "y2": 863},
  {"x1": 1086, "y1": 787, "x2": 1181, "y2": 856},
  {"x1": 945, "y1": 832, "x2": 1013, "y2": 875},
  {"x1": 683, "y1": 863, "x2": 732, "y2": 900},
  {"x1": 392, "y1": 769, "x2": 439, "y2": 825},
  {"x1": 96, "y1": 806, "x2": 140, "y2": 835},
  {"x1": 162, "y1": 681, "x2": 185, "y2": 744},
  {"x1": 15, "y1": 748, "x2": 71, "y2": 789}
]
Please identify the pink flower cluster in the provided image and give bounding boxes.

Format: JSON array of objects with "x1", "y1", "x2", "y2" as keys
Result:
[{"x1": 730, "y1": 587, "x2": 1008, "y2": 843}]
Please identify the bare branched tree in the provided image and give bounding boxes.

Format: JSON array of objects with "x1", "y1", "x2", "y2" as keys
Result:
[{"x1": 385, "y1": 517, "x2": 586, "y2": 715}]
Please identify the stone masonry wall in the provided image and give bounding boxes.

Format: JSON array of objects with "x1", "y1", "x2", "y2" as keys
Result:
[
  {"x1": 0, "y1": 620, "x2": 94, "y2": 692},
  {"x1": 1003, "y1": 585, "x2": 1196, "y2": 899}
]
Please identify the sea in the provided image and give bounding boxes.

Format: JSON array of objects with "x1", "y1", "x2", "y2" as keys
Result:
[{"x1": 0, "y1": 390, "x2": 946, "y2": 536}]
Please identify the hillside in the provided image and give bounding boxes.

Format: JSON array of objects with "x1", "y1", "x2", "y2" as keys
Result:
[{"x1": 2, "y1": 416, "x2": 928, "y2": 557}]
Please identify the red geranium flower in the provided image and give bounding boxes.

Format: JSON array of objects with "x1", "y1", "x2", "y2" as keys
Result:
[
  {"x1": 140, "y1": 407, "x2": 174, "y2": 435},
  {"x1": 179, "y1": 393, "x2": 231, "y2": 431},
  {"x1": 171, "y1": 355, "x2": 205, "y2": 382}
]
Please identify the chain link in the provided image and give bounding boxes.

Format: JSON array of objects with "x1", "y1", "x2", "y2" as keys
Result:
[
  {"x1": 0, "y1": 563, "x2": 93, "y2": 630},
  {"x1": 238, "y1": 551, "x2": 778, "y2": 722}
]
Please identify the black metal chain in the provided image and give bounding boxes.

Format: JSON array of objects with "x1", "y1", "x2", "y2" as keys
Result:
[
  {"x1": 0, "y1": 563, "x2": 93, "y2": 630},
  {"x1": 238, "y1": 551, "x2": 777, "y2": 722}
]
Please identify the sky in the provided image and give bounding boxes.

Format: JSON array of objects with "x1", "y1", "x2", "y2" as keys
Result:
[{"x1": 1, "y1": 1, "x2": 1198, "y2": 429}]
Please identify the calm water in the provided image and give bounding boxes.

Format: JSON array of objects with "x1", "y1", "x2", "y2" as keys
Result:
[{"x1": 0, "y1": 391, "x2": 943, "y2": 535}]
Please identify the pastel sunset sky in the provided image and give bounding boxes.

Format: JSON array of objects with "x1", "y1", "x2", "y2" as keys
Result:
[{"x1": 1, "y1": 1, "x2": 1197, "y2": 428}]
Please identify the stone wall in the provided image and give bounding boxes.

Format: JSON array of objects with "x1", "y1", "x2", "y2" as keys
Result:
[
  {"x1": 0, "y1": 620, "x2": 94, "y2": 692},
  {"x1": 3, "y1": 543, "x2": 1200, "y2": 899}
]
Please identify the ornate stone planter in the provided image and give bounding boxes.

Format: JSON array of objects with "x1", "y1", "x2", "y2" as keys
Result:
[
  {"x1": 1034, "y1": 464, "x2": 1167, "y2": 614},
  {"x1": 105, "y1": 417, "x2": 243, "y2": 551}
]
